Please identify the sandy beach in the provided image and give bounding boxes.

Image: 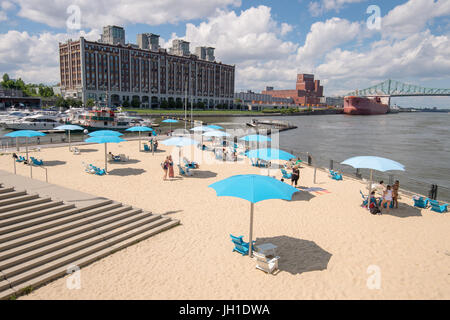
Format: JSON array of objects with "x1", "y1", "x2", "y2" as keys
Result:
[{"x1": 0, "y1": 139, "x2": 449, "y2": 300}]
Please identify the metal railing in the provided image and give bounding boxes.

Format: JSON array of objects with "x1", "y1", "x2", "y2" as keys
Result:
[
  {"x1": 13, "y1": 158, "x2": 48, "y2": 183},
  {"x1": 286, "y1": 151, "x2": 450, "y2": 203}
]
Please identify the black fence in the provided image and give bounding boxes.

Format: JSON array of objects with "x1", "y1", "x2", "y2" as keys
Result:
[{"x1": 287, "y1": 150, "x2": 450, "y2": 203}]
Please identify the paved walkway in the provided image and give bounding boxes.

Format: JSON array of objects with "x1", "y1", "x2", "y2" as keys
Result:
[{"x1": 0, "y1": 169, "x2": 109, "y2": 210}]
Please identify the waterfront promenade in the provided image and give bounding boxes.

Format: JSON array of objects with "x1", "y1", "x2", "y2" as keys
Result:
[{"x1": 0, "y1": 140, "x2": 448, "y2": 299}]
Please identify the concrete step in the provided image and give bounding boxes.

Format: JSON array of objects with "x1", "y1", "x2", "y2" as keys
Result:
[
  {"x1": 0, "y1": 203, "x2": 73, "y2": 228},
  {"x1": 0, "y1": 201, "x2": 67, "y2": 221},
  {"x1": 0, "y1": 212, "x2": 158, "y2": 279},
  {"x1": 0, "y1": 187, "x2": 15, "y2": 195},
  {"x1": 0, "y1": 205, "x2": 81, "y2": 235},
  {"x1": 0, "y1": 194, "x2": 40, "y2": 208},
  {"x1": 0, "y1": 200, "x2": 116, "y2": 245},
  {"x1": 1, "y1": 218, "x2": 179, "y2": 297},
  {"x1": 0, "y1": 208, "x2": 153, "y2": 270},
  {"x1": 0, "y1": 196, "x2": 49, "y2": 214},
  {"x1": 0, "y1": 190, "x2": 27, "y2": 201}
]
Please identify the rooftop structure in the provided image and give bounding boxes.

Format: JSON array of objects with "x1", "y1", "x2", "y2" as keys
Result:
[
  {"x1": 262, "y1": 74, "x2": 324, "y2": 105},
  {"x1": 100, "y1": 25, "x2": 125, "y2": 46}
]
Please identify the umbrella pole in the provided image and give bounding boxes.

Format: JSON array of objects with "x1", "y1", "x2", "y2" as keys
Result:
[
  {"x1": 139, "y1": 131, "x2": 141, "y2": 152},
  {"x1": 26, "y1": 137, "x2": 29, "y2": 163},
  {"x1": 105, "y1": 143, "x2": 108, "y2": 173},
  {"x1": 249, "y1": 202, "x2": 254, "y2": 258},
  {"x1": 367, "y1": 169, "x2": 373, "y2": 210},
  {"x1": 16, "y1": 137, "x2": 19, "y2": 152},
  {"x1": 69, "y1": 130, "x2": 71, "y2": 151}
]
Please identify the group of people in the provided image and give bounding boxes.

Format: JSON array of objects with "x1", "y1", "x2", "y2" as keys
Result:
[
  {"x1": 161, "y1": 155, "x2": 174, "y2": 180},
  {"x1": 149, "y1": 138, "x2": 158, "y2": 151},
  {"x1": 368, "y1": 180, "x2": 400, "y2": 215}
]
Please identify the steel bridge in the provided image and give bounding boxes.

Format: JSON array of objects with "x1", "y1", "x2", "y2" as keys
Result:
[{"x1": 347, "y1": 79, "x2": 450, "y2": 97}]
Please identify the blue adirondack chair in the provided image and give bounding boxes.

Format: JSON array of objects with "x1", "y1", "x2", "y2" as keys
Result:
[
  {"x1": 281, "y1": 169, "x2": 292, "y2": 179},
  {"x1": 429, "y1": 200, "x2": 448, "y2": 213},
  {"x1": 413, "y1": 197, "x2": 429, "y2": 208},
  {"x1": 16, "y1": 156, "x2": 26, "y2": 163},
  {"x1": 378, "y1": 199, "x2": 394, "y2": 208},
  {"x1": 178, "y1": 164, "x2": 192, "y2": 176},
  {"x1": 183, "y1": 158, "x2": 197, "y2": 169},
  {"x1": 230, "y1": 234, "x2": 256, "y2": 256},
  {"x1": 94, "y1": 168, "x2": 106, "y2": 176},
  {"x1": 143, "y1": 144, "x2": 151, "y2": 152},
  {"x1": 31, "y1": 157, "x2": 43, "y2": 166},
  {"x1": 360, "y1": 190, "x2": 378, "y2": 207},
  {"x1": 329, "y1": 170, "x2": 343, "y2": 181}
]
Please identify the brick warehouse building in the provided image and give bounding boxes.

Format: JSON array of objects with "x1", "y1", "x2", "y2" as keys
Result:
[
  {"x1": 59, "y1": 35, "x2": 235, "y2": 108},
  {"x1": 262, "y1": 74, "x2": 324, "y2": 106}
]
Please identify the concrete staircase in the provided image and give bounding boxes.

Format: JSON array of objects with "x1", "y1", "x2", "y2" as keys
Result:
[{"x1": 0, "y1": 183, "x2": 180, "y2": 299}]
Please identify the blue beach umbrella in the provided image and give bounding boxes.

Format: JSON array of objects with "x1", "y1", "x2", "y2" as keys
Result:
[
  {"x1": 202, "y1": 130, "x2": 231, "y2": 138},
  {"x1": 55, "y1": 124, "x2": 84, "y2": 151},
  {"x1": 162, "y1": 137, "x2": 199, "y2": 165},
  {"x1": 207, "y1": 125, "x2": 224, "y2": 130},
  {"x1": 209, "y1": 174, "x2": 299, "y2": 257},
  {"x1": 190, "y1": 126, "x2": 215, "y2": 132},
  {"x1": 239, "y1": 134, "x2": 272, "y2": 142},
  {"x1": 162, "y1": 119, "x2": 179, "y2": 132},
  {"x1": 85, "y1": 135, "x2": 126, "y2": 172},
  {"x1": 5, "y1": 130, "x2": 46, "y2": 162},
  {"x1": 341, "y1": 156, "x2": 405, "y2": 209},
  {"x1": 88, "y1": 130, "x2": 123, "y2": 137},
  {"x1": 126, "y1": 126, "x2": 154, "y2": 152},
  {"x1": 245, "y1": 148, "x2": 295, "y2": 161}
]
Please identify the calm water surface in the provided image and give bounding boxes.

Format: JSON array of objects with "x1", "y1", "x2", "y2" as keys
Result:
[{"x1": 1, "y1": 112, "x2": 449, "y2": 201}]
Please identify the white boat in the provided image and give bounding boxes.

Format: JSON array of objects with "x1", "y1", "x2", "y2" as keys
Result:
[
  {"x1": 71, "y1": 107, "x2": 137, "y2": 131},
  {"x1": 3, "y1": 114, "x2": 63, "y2": 130}
]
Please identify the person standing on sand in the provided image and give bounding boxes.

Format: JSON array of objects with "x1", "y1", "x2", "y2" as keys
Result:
[
  {"x1": 392, "y1": 180, "x2": 400, "y2": 209},
  {"x1": 162, "y1": 157, "x2": 169, "y2": 180},
  {"x1": 381, "y1": 185, "x2": 393, "y2": 212},
  {"x1": 291, "y1": 166, "x2": 300, "y2": 187},
  {"x1": 168, "y1": 155, "x2": 174, "y2": 178}
]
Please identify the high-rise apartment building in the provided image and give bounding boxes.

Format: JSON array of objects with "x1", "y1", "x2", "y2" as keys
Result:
[
  {"x1": 170, "y1": 40, "x2": 190, "y2": 56},
  {"x1": 100, "y1": 26, "x2": 125, "y2": 46},
  {"x1": 195, "y1": 47, "x2": 215, "y2": 62},
  {"x1": 59, "y1": 28, "x2": 235, "y2": 108},
  {"x1": 137, "y1": 33, "x2": 160, "y2": 51}
]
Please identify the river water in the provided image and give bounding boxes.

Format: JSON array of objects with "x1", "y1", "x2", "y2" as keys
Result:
[{"x1": 1, "y1": 112, "x2": 449, "y2": 201}]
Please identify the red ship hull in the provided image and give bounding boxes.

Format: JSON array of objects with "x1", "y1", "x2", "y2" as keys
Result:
[{"x1": 344, "y1": 96, "x2": 389, "y2": 115}]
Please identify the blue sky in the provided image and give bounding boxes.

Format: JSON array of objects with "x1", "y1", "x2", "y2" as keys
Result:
[{"x1": 0, "y1": 0, "x2": 449, "y2": 108}]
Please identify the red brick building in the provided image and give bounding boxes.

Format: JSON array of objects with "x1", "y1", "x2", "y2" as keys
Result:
[{"x1": 262, "y1": 74, "x2": 324, "y2": 105}]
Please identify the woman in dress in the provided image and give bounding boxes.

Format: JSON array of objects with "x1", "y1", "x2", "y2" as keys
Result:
[
  {"x1": 162, "y1": 156, "x2": 169, "y2": 180},
  {"x1": 380, "y1": 185, "x2": 393, "y2": 212},
  {"x1": 168, "y1": 155, "x2": 175, "y2": 178}
]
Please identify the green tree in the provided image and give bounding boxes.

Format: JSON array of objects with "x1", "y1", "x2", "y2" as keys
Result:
[
  {"x1": 86, "y1": 98, "x2": 95, "y2": 108},
  {"x1": 55, "y1": 97, "x2": 69, "y2": 109},
  {"x1": 131, "y1": 97, "x2": 141, "y2": 108},
  {"x1": 160, "y1": 100, "x2": 169, "y2": 109},
  {"x1": 122, "y1": 100, "x2": 130, "y2": 108}
]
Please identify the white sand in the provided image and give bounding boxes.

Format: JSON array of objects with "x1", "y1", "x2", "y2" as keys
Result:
[{"x1": 1, "y1": 140, "x2": 449, "y2": 300}]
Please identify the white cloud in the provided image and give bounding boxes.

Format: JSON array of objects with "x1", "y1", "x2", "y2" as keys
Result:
[
  {"x1": 315, "y1": 31, "x2": 450, "y2": 95},
  {"x1": 382, "y1": 0, "x2": 450, "y2": 39},
  {"x1": 184, "y1": 6, "x2": 298, "y2": 64},
  {"x1": 308, "y1": 0, "x2": 365, "y2": 16},
  {"x1": 11, "y1": 0, "x2": 241, "y2": 29},
  {"x1": 0, "y1": 29, "x2": 99, "y2": 84},
  {"x1": 1, "y1": 1, "x2": 14, "y2": 10},
  {"x1": 296, "y1": 18, "x2": 361, "y2": 66}
]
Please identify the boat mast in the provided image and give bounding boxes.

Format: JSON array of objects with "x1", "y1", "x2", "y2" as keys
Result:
[{"x1": 184, "y1": 78, "x2": 188, "y2": 130}]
